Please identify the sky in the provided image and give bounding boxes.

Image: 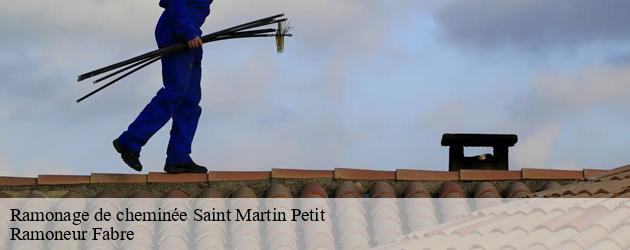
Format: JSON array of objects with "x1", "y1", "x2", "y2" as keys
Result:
[{"x1": 0, "y1": 0, "x2": 629, "y2": 176}]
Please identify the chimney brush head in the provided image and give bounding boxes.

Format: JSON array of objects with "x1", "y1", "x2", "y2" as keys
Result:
[{"x1": 275, "y1": 21, "x2": 292, "y2": 53}]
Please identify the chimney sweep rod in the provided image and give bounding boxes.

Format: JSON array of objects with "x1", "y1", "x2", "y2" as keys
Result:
[
  {"x1": 77, "y1": 57, "x2": 162, "y2": 103},
  {"x1": 77, "y1": 33, "x2": 291, "y2": 103},
  {"x1": 77, "y1": 14, "x2": 284, "y2": 81},
  {"x1": 91, "y1": 29, "x2": 278, "y2": 84}
]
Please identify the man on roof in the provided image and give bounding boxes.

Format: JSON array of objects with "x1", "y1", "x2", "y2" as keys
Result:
[{"x1": 113, "y1": 0, "x2": 213, "y2": 173}]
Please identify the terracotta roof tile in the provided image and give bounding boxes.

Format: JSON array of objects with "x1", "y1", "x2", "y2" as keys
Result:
[
  {"x1": 396, "y1": 169, "x2": 458, "y2": 181},
  {"x1": 522, "y1": 168, "x2": 583, "y2": 180},
  {"x1": 128, "y1": 190, "x2": 153, "y2": 198},
  {"x1": 370, "y1": 181, "x2": 396, "y2": 198},
  {"x1": 439, "y1": 181, "x2": 465, "y2": 198},
  {"x1": 505, "y1": 182, "x2": 532, "y2": 198},
  {"x1": 536, "y1": 208, "x2": 586, "y2": 231},
  {"x1": 404, "y1": 195, "x2": 438, "y2": 232},
  {"x1": 595, "y1": 164, "x2": 630, "y2": 180},
  {"x1": 94, "y1": 190, "x2": 119, "y2": 198},
  {"x1": 605, "y1": 224, "x2": 630, "y2": 248},
  {"x1": 473, "y1": 182, "x2": 501, "y2": 198},
  {"x1": 90, "y1": 173, "x2": 147, "y2": 184},
  {"x1": 28, "y1": 192, "x2": 47, "y2": 198},
  {"x1": 271, "y1": 168, "x2": 333, "y2": 179},
  {"x1": 583, "y1": 169, "x2": 610, "y2": 179},
  {"x1": 403, "y1": 182, "x2": 431, "y2": 198},
  {"x1": 147, "y1": 172, "x2": 208, "y2": 183},
  {"x1": 460, "y1": 170, "x2": 521, "y2": 181},
  {"x1": 561, "y1": 224, "x2": 612, "y2": 249},
  {"x1": 163, "y1": 189, "x2": 189, "y2": 198},
  {"x1": 567, "y1": 205, "x2": 612, "y2": 231},
  {"x1": 197, "y1": 187, "x2": 224, "y2": 198},
  {"x1": 0, "y1": 176, "x2": 36, "y2": 186},
  {"x1": 267, "y1": 184, "x2": 292, "y2": 198},
  {"x1": 232, "y1": 186, "x2": 257, "y2": 198},
  {"x1": 542, "y1": 181, "x2": 562, "y2": 191},
  {"x1": 535, "y1": 165, "x2": 630, "y2": 197},
  {"x1": 209, "y1": 171, "x2": 270, "y2": 181},
  {"x1": 335, "y1": 181, "x2": 362, "y2": 198},
  {"x1": 300, "y1": 183, "x2": 327, "y2": 198},
  {"x1": 37, "y1": 175, "x2": 90, "y2": 185},
  {"x1": 335, "y1": 168, "x2": 395, "y2": 180},
  {"x1": 62, "y1": 191, "x2": 85, "y2": 198}
]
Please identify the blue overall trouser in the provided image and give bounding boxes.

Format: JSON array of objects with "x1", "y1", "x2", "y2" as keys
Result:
[{"x1": 117, "y1": 9, "x2": 204, "y2": 165}]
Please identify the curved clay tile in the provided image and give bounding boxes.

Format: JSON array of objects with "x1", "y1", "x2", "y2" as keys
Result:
[
  {"x1": 163, "y1": 189, "x2": 189, "y2": 198},
  {"x1": 370, "y1": 197, "x2": 403, "y2": 244},
  {"x1": 335, "y1": 196, "x2": 369, "y2": 249},
  {"x1": 473, "y1": 182, "x2": 502, "y2": 210},
  {"x1": 335, "y1": 181, "x2": 362, "y2": 198},
  {"x1": 542, "y1": 181, "x2": 562, "y2": 191},
  {"x1": 93, "y1": 190, "x2": 119, "y2": 198},
  {"x1": 265, "y1": 185, "x2": 297, "y2": 249},
  {"x1": 27, "y1": 192, "x2": 47, "y2": 198},
  {"x1": 197, "y1": 187, "x2": 224, "y2": 198},
  {"x1": 0, "y1": 191, "x2": 12, "y2": 198},
  {"x1": 404, "y1": 199, "x2": 438, "y2": 231},
  {"x1": 504, "y1": 182, "x2": 532, "y2": 198},
  {"x1": 474, "y1": 182, "x2": 501, "y2": 198},
  {"x1": 127, "y1": 190, "x2": 153, "y2": 198},
  {"x1": 232, "y1": 186, "x2": 257, "y2": 198},
  {"x1": 439, "y1": 181, "x2": 466, "y2": 198},
  {"x1": 230, "y1": 189, "x2": 261, "y2": 249},
  {"x1": 194, "y1": 188, "x2": 227, "y2": 249},
  {"x1": 267, "y1": 184, "x2": 292, "y2": 198},
  {"x1": 403, "y1": 182, "x2": 431, "y2": 198},
  {"x1": 62, "y1": 191, "x2": 85, "y2": 198},
  {"x1": 300, "y1": 183, "x2": 327, "y2": 198},
  {"x1": 370, "y1": 181, "x2": 396, "y2": 198}
]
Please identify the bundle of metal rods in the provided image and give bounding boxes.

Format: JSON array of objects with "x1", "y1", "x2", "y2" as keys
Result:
[{"x1": 76, "y1": 13, "x2": 292, "y2": 103}]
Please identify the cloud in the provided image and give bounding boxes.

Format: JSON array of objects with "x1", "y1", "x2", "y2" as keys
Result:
[
  {"x1": 512, "y1": 124, "x2": 560, "y2": 168},
  {"x1": 434, "y1": 0, "x2": 630, "y2": 50},
  {"x1": 607, "y1": 52, "x2": 630, "y2": 66},
  {"x1": 525, "y1": 64, "x2": 630, "y2": 115},
  {"x1": 507, "y1": 64, "x2": 630, "y2": 169}
]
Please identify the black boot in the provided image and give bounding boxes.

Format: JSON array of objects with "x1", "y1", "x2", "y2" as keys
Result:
[
  {"x1": 113, "y1": 139, "x2": 142, "y2": 172},
  {"x1": 164, "y1": 162, "x2": 208, "y2": 174}
]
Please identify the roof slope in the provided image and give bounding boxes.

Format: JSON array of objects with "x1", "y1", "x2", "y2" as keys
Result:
[
  {"x1": 374, "y1": 164, "x2": 630, "y2": 249},
  {"x1": 0, "y1": 168, "x2": 609, "y2": 198},
  {"x1": 534, "y1": 164, "x2": 630, "y2": 198}
]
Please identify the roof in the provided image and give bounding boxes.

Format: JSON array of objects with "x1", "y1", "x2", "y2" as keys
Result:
[
  {"x1": 0, "y1": 167, "x2": 611, "y2": 198},
  {"x1": 0, "y1": 166, "x2": 626, "y2": 249},
  {"x1": 534, "y1": 164, "x2": 630, "y2": 198},
  {"x1": 374, "y1": 164, "x2": 630, "y2": 249}
]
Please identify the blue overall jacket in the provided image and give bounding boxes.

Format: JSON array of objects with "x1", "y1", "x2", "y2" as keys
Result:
[{"x1": 159, "y1": 0, "x2": 213, "y2": 41}]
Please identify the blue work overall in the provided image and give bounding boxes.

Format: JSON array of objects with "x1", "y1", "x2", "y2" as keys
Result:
[{"x1": 118, "y1": 0, "x2": 212, "y2": 164}]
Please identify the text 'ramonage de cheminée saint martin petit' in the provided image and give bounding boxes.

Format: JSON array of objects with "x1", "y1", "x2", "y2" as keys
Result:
[
  {"x1": 11, "y1": 207, "x2": 327, "y2": 223},
  {"x1": 10, "y1": 207, "x2": 326, "y2": 241}
]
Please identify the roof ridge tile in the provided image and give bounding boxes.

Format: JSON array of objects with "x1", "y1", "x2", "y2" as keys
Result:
[
  {"x1": 0, "y1": 176, "x2": 37, "y2": 186},
  {"x1": 335, "y1": 168, "x2": 395, "y2": 180},
  {"x1": 522, "y1": 168, "x2": 584, "y2": 180},
  {"x1": 271, "y1": 168, "x2": 333, "y2": 179},
  {"x1": 396, "y1": 169, "x2": 458, "y2": 181},
  {"x1": 209, "y1": 171, "x2": 270, "y2": 181},
  {"x1": 90, "y1": 173, "x2": 147, "y2": 184}
]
